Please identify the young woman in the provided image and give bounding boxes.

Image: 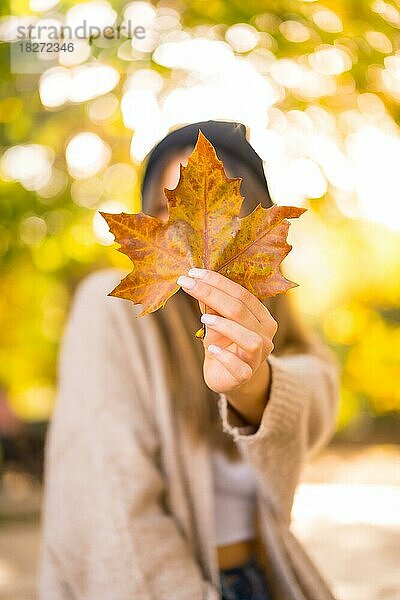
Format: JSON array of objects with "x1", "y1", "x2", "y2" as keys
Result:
[{"x1": 39, "y1": 121, "x2": 339, "y2": 600}]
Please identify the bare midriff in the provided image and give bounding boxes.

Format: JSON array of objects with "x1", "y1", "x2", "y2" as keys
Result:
[{"x1": 217, "y1": 539, "x2": 256, "y2": 570}]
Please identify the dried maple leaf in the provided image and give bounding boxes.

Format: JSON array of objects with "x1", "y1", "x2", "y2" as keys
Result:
[{"x1": 100, "y1": 131, "x2": 305, "y2": 316}]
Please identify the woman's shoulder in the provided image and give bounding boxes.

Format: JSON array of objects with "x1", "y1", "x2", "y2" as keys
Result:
[
  {"x1": 73, "y1": 268, "x2": 141, "y2": 317},
  {"x1": 75, "y1": 267, "x2": 125, "y2": 299}
]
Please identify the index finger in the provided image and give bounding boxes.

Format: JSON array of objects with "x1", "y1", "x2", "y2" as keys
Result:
[{"x1": 187, "y1": 268, "x2": 271, "y2": 325}]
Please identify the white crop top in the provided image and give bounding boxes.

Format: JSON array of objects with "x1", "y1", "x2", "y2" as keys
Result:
[{"x1": 211, "y1": 449, "x2": 259, "y2": 546}]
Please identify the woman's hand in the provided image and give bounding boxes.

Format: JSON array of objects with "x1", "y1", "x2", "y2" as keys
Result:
[{"x1": 177, "y1": 268, "x2": 278, "y2": 427}]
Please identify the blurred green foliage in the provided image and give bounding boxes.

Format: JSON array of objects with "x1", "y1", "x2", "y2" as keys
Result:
[{"x1": 0, "y1": 0, "x2": 399, "y2": 433}]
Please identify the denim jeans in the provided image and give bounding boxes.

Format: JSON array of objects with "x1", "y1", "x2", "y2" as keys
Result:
[{"x1": 219, "y1": 556, "x2": 271, "y2": 600}]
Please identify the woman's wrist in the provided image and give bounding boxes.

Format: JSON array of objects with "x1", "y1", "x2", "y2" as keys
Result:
[{"x1": 225, "y1": 359, "x2": 271, "y2": 428}]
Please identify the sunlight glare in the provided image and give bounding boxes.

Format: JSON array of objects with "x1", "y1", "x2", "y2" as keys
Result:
[
  {"x1": 66, "y1": 132, "x2": 111, "y2": 179},
  {"x1": 0, "y1": 144, "x2": 53, "y2": 190}
]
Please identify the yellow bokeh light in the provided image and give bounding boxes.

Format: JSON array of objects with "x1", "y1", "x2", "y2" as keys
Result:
[
  {"x1": 225, "y1": 23, "x2": 259, "y2": 52},
  {"x1": 39, "y1": 64, "x2": 120, "y2": 108},
  {"x1": 309, "y1": 45, "x2": 352, "y2": 76},
  {"x1": 30, "y1": 0, "x2": 59, "y2": 11},
  {"x1": 66, "y1": 0, "x2": 117, "y2": 30},
  {"x1": 312, "y1": 8, "x2": 343, "y2": 33},
  {"x1": 365, "y1": 30, "x2": 392, "y2": 54},
  {"x1": 279, "y1": 20, "x2": 310, "y2": 43},
  {"x1": 66, "y1": 132, "x2": 111, "y2": 179},
  {"x1": 0, "y1": 144, "x2": 53, "y2": 190},
  {"x1": 88, "y1": 94, "x2": 119, "y2": 122}
]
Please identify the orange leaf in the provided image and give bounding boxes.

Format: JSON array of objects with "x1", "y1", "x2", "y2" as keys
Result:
[{"x1": 100, "y1": 131, "x2": 305, "y2": 316}]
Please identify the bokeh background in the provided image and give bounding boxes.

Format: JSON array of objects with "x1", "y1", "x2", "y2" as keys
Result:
[{"x1": 0, "y1": 1, "x2": 399, "y2": 599}]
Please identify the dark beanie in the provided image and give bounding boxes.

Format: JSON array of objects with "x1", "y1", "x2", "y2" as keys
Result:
[{"x1": 140, "y1": 120, "x2": 272, "y2": 209}]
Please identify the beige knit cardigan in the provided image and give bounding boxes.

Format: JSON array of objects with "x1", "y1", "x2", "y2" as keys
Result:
[{"x1": 39, "y1": 269, "x2": 339, "y2": 600}]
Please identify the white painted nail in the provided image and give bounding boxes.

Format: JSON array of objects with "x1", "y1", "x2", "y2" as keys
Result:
[
  {"x1": 201, "y1": 314, "x2": 217, "y2": 325},
  {"x1": 188, "y1": 268, "x2": 208, "y2": 279},
  {"x1": 177, "y1": 275, "x2": 196, "y2": 289},
  {"x1": 208, "y1": 344, "x2": 222, "y2": 355}
]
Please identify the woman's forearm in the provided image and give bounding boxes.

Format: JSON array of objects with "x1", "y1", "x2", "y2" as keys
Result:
[{"x1": 225, "y1": 359, "x2": 271, "y2": 427}]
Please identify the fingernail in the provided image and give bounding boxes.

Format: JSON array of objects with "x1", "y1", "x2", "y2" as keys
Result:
[
  {"x1": 188, "y1": 268, "x2": 208, "y2": 279},
  {"x1": 201, "y1": 314, "x2": 217, "y2": 325},
  {"x1": 208, "y1": 344, "x2": 222, "y2": 355},
  {"x1": 177, "y1": 275, "x2": 196, "y2": 289}
]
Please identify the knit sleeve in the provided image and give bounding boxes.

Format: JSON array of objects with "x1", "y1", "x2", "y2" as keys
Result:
[
  {"x1": 39, "y1": 270, "x2": 219, "y2": 600},
  {"x1": 218, "y1": 350, "x2": 339, "y2": 452},
  {"x1": 217, "y1": 347, "x2": 339, "y2": 517}
]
